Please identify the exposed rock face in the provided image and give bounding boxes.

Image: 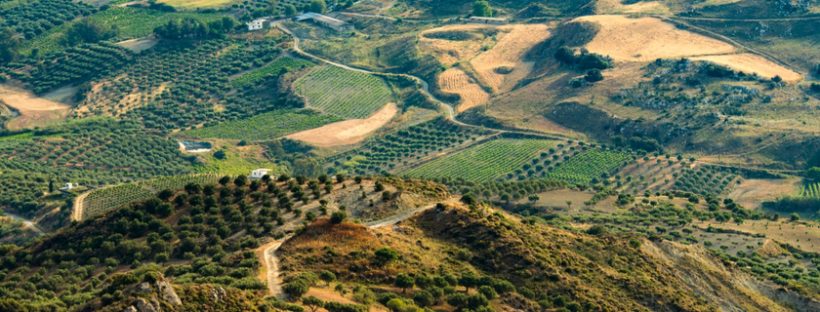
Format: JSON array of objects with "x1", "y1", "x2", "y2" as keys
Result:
[
  {"x1": 120, "y1": 276, "x2": 182, "y2": 312},
  {"x1": 156, "y1": 279, "x2": 182, "y2": 306}
]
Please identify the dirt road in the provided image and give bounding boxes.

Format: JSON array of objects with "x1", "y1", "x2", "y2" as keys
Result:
[
  {"x1": 71, "y1": 191, "x2": 89, "y2": 222},
  {"x1": 258, "y1": 236, "x2": 291, "y2": 297}
]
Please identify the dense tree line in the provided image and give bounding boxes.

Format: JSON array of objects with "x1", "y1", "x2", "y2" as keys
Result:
[{"x1": 153, "y1": 17, "x2": 237, "y2": 40}]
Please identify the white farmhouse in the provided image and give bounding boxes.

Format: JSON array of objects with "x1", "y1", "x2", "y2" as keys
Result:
[
  {"x1": 249, "y1": 168, "x2": 271, "y2": 180},
  {"x1": 59, "y1": 183, "x2": 78, "y2": 192},
  {"x1": 247, "y1": 18, "x2": 267, "y2": 31}
]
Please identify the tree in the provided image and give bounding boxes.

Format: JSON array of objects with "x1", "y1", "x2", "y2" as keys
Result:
[
  {"x1": 284, "y1": 280, "x2": 309, "y2": 299},
  {"x1": 807, "y1": 167, "x2": 820, "y2": 182},
  {"x1": 374, "y1": 247, "x2": 399, "y2": 265},
  {"x1": 394, "y1": 274, "x2": 415, "y2": 293},
  {"x1": 413, "y1": 290, "x2": 435, "y2": 307},
  {"x1": 459, "y1": 272, "x2": 479, "y2": 292},
  {"x1": 319, "y1": 270, "x2": 336, "y2": 286},
  {"x1": 446, "y1": 293, "x2": 469, "y2": 309},
  {"x1": 472, "y1": 0, "x2": 493, "y2": 17},
  {"x1": 63, "y1": 20, "x2": 117, "y2": 46},
  {"x1": 585, "y1": 69, "x2": 604, "y2": 82},
  {"x1": 284, "y1": 4, "x2": 298, "y2": 17},
  {"x1": 234, "y1": 175, "x2": 248, "y2": 187},
  {"x1": 308, "y1": 0, "x2": 327, "y2": 13},
  {"x1": 330, "y1": 211, "x2": 346, "y2": 224},
  {"x1": 303, "y1": 296, "x2": 324, "y2": 312},
  {"x1": 566, "y1": 201, "x2": 572, "y2": 210},
  {"x1": 0, "y1": 28, "x2": 20, "y2": 64},
  {"x1": 218, "y1": 176, "x2": 231, "y2": 186},
  {"x1": 213, "y1": 150, "x2": 227, "y2": 160}
]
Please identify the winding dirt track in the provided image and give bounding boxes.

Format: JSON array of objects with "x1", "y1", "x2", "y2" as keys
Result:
[
  {"x1": 274, "y1": 23, "x2": 567, "y2": 141},
  {"x1": 71, "y1": 192, "x2": 89, "y2": 222},
  {"x1": 258, "y1": 201, "x2": 443, "y2": 297}
]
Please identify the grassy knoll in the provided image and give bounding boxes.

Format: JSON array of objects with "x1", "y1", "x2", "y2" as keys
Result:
[
  {"x1": 294, "y1": 66, "x2": 394, "y2": 119},
  {"x1": 24, "y1": 7, "x2": 227, "y2": 54},
  {"x1": 196, "y1": 147, "x2": 280, "y2": 176},
  {"x1": 231, "y1": 56, "x2": 314, "y2": 88},
  {"x1": 182, "y1": 109, "x2": 341, "y2": 141},
  {"x1": 404, "y1": 138, "x2": 558, "y2": 183}
]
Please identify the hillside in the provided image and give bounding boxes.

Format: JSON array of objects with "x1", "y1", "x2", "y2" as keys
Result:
[{"x1": 0, "y1": 0, "x2": 818, "y2": 311}]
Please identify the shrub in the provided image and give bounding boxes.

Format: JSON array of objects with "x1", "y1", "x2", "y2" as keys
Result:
[
  {"x1": 330, "y1": 211, "x2": 347, "y2": 224},
  {"x1": 584, "y1": 69, "x2": 603, "y2": 82}
]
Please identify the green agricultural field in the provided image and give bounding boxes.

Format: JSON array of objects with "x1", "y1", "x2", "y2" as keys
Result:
[
  {"x1": 182, "y1": 109, "x2": 341, "y2": 141},
  {"x1": 294, "y1": 65, "x2": 394, "y2": 119},
  {"x1": 800, "y1": 182, "x2": 820, "y2": 198},
  {"x1": 24, "y1": 7, "x2": 227, "y2": 54},
  {"x1": 545, "y1": 149, "x2": 634, "y2": 185},
  {"x1": 404, "y1": 138, "x2": 559, "y2": 183},
  {"x1": 231, "y1": 56, "x2": 314, "y2": 88}
]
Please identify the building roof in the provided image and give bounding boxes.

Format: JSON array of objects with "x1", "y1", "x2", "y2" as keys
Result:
[
  {"x1": 296, "y1": 12, "x2": 348, "y2": 28},
  {"x1": 468, "y1": 16, "x2": 507, "y2": 22}
]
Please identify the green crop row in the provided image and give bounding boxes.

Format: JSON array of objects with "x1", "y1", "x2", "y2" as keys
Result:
[
  {"x1": 404, "y1": 138, "x2": 559, "y2": 183},
  {"x1": 294, "y1": 65, "x2": 394, "y2": 119},
  {"x1": 181, "y1": 109, "x2": 341, "y2": 141}
]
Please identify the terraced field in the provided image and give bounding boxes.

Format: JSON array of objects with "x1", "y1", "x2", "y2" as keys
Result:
[
  {"x1": 231, "y1": 56, "x2": 313, "y2": 88},
  {"x1": 182, "y1": 109, "x2": 340, "y2": 141},
  {"x1": 293, "y1": 66, "x2": 394, "y2": 119},
  {"x1": 800, "y1": 182, "x2": 820, "y2": 198},
  {"x1": 404, "y1": 138, "x2": 559, "y2": 183},
  {"x1": 544, "y1": 149, "x2": 634, "y2": 185},
  {"x1": 81, "y1": 174, "x2": 221, "y2": 220},
  {"x1": 327, "y1": 118, "x2": 494, "y2": 175}
]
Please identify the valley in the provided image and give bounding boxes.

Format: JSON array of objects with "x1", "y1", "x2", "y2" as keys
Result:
[{"x1": 0, "y1": 0, "x2": 818, "y2": 311}]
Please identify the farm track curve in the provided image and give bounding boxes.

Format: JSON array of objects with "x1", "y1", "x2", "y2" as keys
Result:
[
  {"x1": 274, "y1": 22, "x2": 568, "y2": 141},
  {"x1": 259, "y1": 200, "x2": 446, "y2": 297}
]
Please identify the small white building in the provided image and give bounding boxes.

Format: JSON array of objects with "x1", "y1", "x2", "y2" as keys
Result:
[
  {"x1": 59, "y1": 183, "x2": 78, "y2": 192},
  {"x1": 249, "y1": 169, "x2": 271, "y2": 180},
  {"x1": 247, "y1": 18, "x2": 267, "y2": 31}
]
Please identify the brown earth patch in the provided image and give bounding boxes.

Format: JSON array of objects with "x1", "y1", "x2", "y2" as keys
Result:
[
  {"x1": 287, "y1": 103, "x2": 398, "y2": 147},
  {"x1": 727, "y1": 178, "x2": 801, "y2": 209},
  {"x1": 437, "y1": 68, "x2": 490, "y2": 112},
  {"x1": 0, "y1": 84, "x2": 70, "y2": 130},
  {"x1": 573, "y1": 15, "x2": 736, "y2": 62}
]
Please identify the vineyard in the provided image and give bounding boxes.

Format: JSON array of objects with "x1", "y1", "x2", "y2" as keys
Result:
[
  {"x1": 672, "y1": 165, "x2": 739, "y2": 196},
  {"x1": 74, "y1": 38, "x2": 294, "y2": 131},
  {"x1": 294, "y1": 65, "x2": 394, "y2": 119},
  {"x1": 9, "y1": 42, "x2": 134, "y2": 94},
  {"x1": 327, "y1": 117, "x2": 494, "y2": 175},
  {"x1": 404, "y1": 138, "x2": 559, "y2": 183},
  {"x1": 80, "y1": 174, "x2": 221, "y2": 220},
  {"x1": 799, "y1": 182, "x2": 819, "y2": 198},
  {"x1": 182, "y1": 109, "x2": 341, "y2": 141},
  {"x1": 231, "y1": 56, "x2": 313, "y2": 88},
  {"x1": 0, "y1": 0, "x2": 94, "y2": 40},
  {"x1": 544, "y1": 149, "x2": 635, "y2": 185}
]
